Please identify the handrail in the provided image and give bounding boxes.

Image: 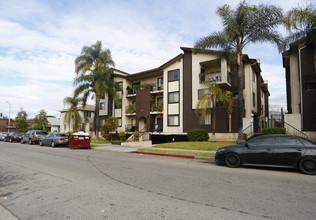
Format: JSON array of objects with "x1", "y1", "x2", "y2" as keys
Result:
[
  {"x1": 242, "y1": 122, "x2": 253, "y2": 139},
  {"x1": 284, "y1": 122, "x2": 308, "y2": 139}
]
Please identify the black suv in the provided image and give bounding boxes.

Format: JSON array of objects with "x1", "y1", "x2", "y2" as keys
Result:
[{"x1": 21, "y1": 130, "x2": 48, "y2": 145}]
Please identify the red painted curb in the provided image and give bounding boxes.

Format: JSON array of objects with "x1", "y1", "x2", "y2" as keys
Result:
[{"x1": 133, "y1": 151, "x2": 195, "y2": 159}]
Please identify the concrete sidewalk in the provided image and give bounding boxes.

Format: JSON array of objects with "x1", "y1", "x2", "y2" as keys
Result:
[
  {"x1": 91, "y1": 143, "x2": 215, "y2": 161},
  {"x1": 0, "y1": 204, "x2": 19, "y2": 220}
]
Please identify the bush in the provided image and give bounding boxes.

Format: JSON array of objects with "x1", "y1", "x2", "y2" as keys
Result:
[
  {"x1": 119, "y1": 131, "x2": 126, "y2": 142},
  {"x1": 133, "y1": 131, "x2": 139, "y2": 141},
  {"x1": 100, "y1": 117, "x2": 118, "y2": 140},
  {"x1": 262, "y1": 127, "x2": 286, "y2": 135},
  {"x1": 111, "y1": 140, "x2": 122, "y2": 145},
  {"x1": 187, "y1": 129, "x2": 209, "y2": 141}
]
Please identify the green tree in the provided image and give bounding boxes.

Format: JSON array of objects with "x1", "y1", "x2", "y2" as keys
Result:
[
  {"x1": 74, "y1": 41, "x2": 121, "y2": 140},
  {"x1": 15, "y1": 108, "x2": 28, "y2": 133},
  {"x1": 196, "y1": 82, "x2": 233, "y2": 142},
  {"x1": 33, "y1": 109, "x2": 49, "y2": 131},
  {"x1": 195, "y1": 1, "x2": 283, "y2": 143},
  {"x1": 283, "y1": 4, "x2": 316, "y2": 47},
  {"x1": 63, "y1": 95, "x2": 84, "y2": 133},
  {"x1": 100, "y1": 117, "x2": 118, "y2": 140}
]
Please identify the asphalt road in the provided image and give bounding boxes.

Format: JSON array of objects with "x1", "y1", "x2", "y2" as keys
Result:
[{"x1": 0, "y1": 141, "x2": 315, "y2": 220}]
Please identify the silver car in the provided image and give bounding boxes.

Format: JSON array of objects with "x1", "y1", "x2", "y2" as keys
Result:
[
  {"x1": 0, "y1": 132, "x2": 9, "y2": 141},
  {"x1": 39, "y1": 133, "x2": 69, "y2": 147}
]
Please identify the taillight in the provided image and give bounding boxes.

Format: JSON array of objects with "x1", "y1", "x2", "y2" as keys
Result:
[
  {"x1": 33, "y1": 135, "x2": 36, "y2": 138},
  {"x1": 58, "y1": 138, "x2": 65, "y2": 141},
  {"x1": 13, "y1": 135, "x2": 18, "y2": 138}
]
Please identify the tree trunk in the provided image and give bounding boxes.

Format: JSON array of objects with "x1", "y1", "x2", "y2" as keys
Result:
[
  {"x1": 229, "y1": 113, "x2": 232, "y2": 133},
  {"x1": 95, "y1": 95, "x2": 101, "y2": 140},
  {"x1": 236, "y1": 55, "x2": 244, "y2": 144},
  {"x1": 211, "y1": 100, "x2": 216, "y2": 142}
]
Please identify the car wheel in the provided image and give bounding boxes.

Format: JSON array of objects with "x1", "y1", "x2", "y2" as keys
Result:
[
  {"x1": 21, "y1": 139, "x2": 24, "y2": 144},
  {"x1": 9, "y1": 139, "x2": 13, "y2": 143},
  {"x1": 298, "y1": 158, "x2": 316, "y2": 175},
  {"x1": 4, "y1": 138, "x2": 7, "y2": 142},
  {"x1": 39, "y1": 140, "x2": 43, "y2": 146},
  {"x1": 51, "y1": 141, "x2": 55, "y2": 148},
  {"x1": 225, "y1": 153, "x2": 241, "y2": 168},
  {"x1": 28, "y1": 139, "x2": 33, "y2": 145}
]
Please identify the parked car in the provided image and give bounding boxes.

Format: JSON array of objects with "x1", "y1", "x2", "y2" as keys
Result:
[
  {"x1": 4, "y1": 132, "x2": 24, "y2": 142},
  {"x1": 215, "y1": 134, "x2": 316, "y2": 175},
  {"x1": 0, "y1": 132, "x2": 9, "y2": 141},
  {"x1": 21, "y1": 130, "x2": 48, "y2": 145},
  {"x1": 39, "y1": 133, "x2": 69, "y2": 147}
]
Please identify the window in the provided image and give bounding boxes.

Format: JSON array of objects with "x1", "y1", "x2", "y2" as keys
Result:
[
  {"x1": 252, "y1": 92, "x2": 255, "y2": 107},
  {"x1": 248, "y1": 136, "x2": 273, "y2": 146},
  {"x1": 117, "y1": 118, "x2": 122, "y2": 127},
  {"x1": 198, "y1": 114, "x2": 211, "y2": 125},
  {"x1": 198, "y1": 89, "x2": 210, "y2": 99},
  {"x1": 168, "y1": 92, "x2": 179, "y2": 103},
  {"x1": 157, "y1": 78, "x2": 163, "y2": 90},
  {"x1": 117, "y1": 82, "x2": 123, "y2": 91},
  {"x1": 168, "y1": 115, "x2": 179, "y2": 126},
  {"x1": 168, "y1": 69, "x2": 179, "y2": 81},
  {"x1": 157, "y1": 97, "x2": 163, "y2": 107},
  {"x1": 274, "y1": 137, "x2": 303, "y2": 146},
  {"x1": 305, "y1": 82, "x2": 316, "y2": 91},
  {"x1": 100, "y1": 102, "x2": 106, "y2": 110},
  {"x1": 115, "y1": 99, "x2": 122, "y2": 109},
  {"x1": 100, "y1": 119, "x2": 105, "y2": 126},
  {"x1": 86, "y1": 111, "x2": 92, "y2": 118}
]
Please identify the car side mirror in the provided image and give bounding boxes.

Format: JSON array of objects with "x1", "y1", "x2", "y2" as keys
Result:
[{"x1": 245, "y1": 143, "x2": 250, "y2": 148}]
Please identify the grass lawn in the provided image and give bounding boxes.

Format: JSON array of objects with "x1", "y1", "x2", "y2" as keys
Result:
[
  {"x1": 154, "y1": 141, "x2": 236, "y2": 151},
  {"x1": 90, "y1": 144, "x2": 109, "y2": 148},
  {"x1": 91, "y1": 139, "x2": 110, "y2": 144},
  {"x1": 136, "y1": 149, "x2": 215, "y2": 157}
]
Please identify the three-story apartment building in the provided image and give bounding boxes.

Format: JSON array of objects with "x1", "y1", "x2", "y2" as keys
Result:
[{"x1": 98, "y1": 47, "x2": 269, "y2": 141}]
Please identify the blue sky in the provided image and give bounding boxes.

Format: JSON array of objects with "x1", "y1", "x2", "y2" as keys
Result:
[{"x1": 0, "y1": 0, "x2": 313, "y2": 118}]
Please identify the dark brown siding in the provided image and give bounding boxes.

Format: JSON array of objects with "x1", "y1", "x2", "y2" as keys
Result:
[
  {"x1": 136, "y1": 88, "x2": 151, "y2": 131},
  {"x1": 301, "y1": 44, "x2": 316, "y2": 131},
  {"x1": 285, "y1": 67, "x2": 292, "y2": 113},
  {"x1": 256, "y1": 73, "x2": 261, "y2": 116}
]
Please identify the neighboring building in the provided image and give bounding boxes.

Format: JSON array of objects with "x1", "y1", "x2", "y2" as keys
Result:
[
  {"x1": 0, "y1": 118, "x2": 15, "y2": 132},
  {"x1": 283, "y1": 38, "x2": 316, "y2": 140},
  {"x1": 60, "y1": 105, "x2": 95, "y2": 134},
  {"x1": 98, "y1": 47, "x2": 269, "y2": 142},
  {"x1": 47, "y1": 117, "x2": 61, "y2": 132}
]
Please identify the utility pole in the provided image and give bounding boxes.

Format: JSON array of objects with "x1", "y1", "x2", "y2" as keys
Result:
[{"x1": 5, "y1": 101, "x2": 11, "y2": 132}]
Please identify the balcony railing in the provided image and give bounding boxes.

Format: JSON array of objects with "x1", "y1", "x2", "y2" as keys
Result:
[
  {"x1": 150, "y1": 83, "x2": 163, "y2": 93},
  {"x1": 125, "y1": 124, "x2": 136, "y2": 132},
  {"x1": 150, "y1": 102, "x2": 163, "y2": 113},
  {"x1": 200, "y1": 71, "x2": 231, "y2": 85},
  {"x1": 125, "y1": 105, "x2": 136, "y2": 114}
]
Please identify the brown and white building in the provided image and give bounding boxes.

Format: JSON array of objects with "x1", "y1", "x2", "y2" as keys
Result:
[
  {"x1": 99, "y1": 47, "x2": 269, "y2": 142},
  {"x1": 283, "y1": 38, "x2": 316, "y2": 140}
]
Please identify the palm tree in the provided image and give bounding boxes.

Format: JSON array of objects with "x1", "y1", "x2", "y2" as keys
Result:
[
  {"x1": 194, "y1": 1, "x2": 283, "y2": 143},
  {"x1": 283, "y1": 5, "x2": 316, "y2": 46},
  {"x1": 196, "y1": 82, "x2": 233, "y2": 142},
  {"x1": 63, "y1": 95, "x2": 83, "y2": 133},
  {"x1": 74, "y1": 41, "x2": 120, "y2": 140}
]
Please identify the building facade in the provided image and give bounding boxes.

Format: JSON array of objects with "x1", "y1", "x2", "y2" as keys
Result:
[
  {"x1": 60, "y1": 105, "x2": 95, "y2": 134},
  {"x1": 99, "y1": 47, "x2": 269, "y2": 141},
  {"x1": 283, "y1": 38, "x2": 316, "y2": 140}
]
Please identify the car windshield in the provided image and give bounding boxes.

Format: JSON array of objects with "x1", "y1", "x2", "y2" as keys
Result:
[
  {"x1": 37, "y1": 131, "x2": 48, "y2": 135},
  {"x1": 56, "y1": 134, "x2": 67, "y2": 137}
]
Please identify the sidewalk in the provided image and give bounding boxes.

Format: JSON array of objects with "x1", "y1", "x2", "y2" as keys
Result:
[
  {"x1": 91, "y1": 143, "x2": 215, "y2": 161},
  {"x1": 0, "y1": 204, "x2": 19, "y2": 220}
]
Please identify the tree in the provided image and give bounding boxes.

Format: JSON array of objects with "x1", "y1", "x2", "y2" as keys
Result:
[
  {"x1": 100, "y1": 117, "x2": 118, "y2": 140},
  {"x1": 283, "y1": 4, "x2": 316, "y2": 47},
  {"x1": 63, "y1": 95, "x2": 84, "y2": 133},
  {"x1": 74, "y1": 41, "x2": 121, "y2": 140},
  {"x1": 15, "y1": 108, "x2": 28, "y2": 133},
  {"x1": 196, "y1": 82, "x2": 233, "y2": 142},
  {"x1": 195, "y1": 1, "x2": 283, "y2": 143},
  {"x1": 33, "y1": 109, "x2": 49, "y2": 131}
]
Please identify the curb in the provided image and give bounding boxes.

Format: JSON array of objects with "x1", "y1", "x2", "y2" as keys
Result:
[{"x1": 133, "y1": 151, "x2": 215, "y2": 162}]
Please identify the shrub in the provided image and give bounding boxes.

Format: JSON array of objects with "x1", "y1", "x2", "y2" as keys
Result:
[
  {"x1": 133, "y1": 131, "x2": 139, "y2": 141},
  {"x1": 187, "y1": 129, "x2": 209, "y2": 141},
  {"x1": 119, "y1": 131, "x2": 126, "y2": 142},
  {"x1": 262, "y1": 127, "x2": 286, "y2": 135},
  {"x1": 100, "y1": 117, "x2": 118, "y2": 140},
  {"x1": 111, "y1": 140, "x2": 122, "y2": 145}
]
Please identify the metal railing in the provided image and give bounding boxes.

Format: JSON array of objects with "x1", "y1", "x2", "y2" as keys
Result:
[
  {"x1": 284, "y1": 122, "x2": 308, "y2": 139},
  {"x1": 125, "y1": 105, "x2": 136, "y2": 114},
  {"x1": 243, "y1": 123, "x2": 253, "y2": 140}
]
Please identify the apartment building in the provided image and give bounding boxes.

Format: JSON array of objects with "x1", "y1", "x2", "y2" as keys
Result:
[
  {"x1": 60, "y1": 104, "x2": 95, "y2": 134},
  {"x1": 99, "y1": 47, "x2": 269, "y2": 141},
  {"x1": 283, "y1": 38, "x2": 316, "y2": 140}
]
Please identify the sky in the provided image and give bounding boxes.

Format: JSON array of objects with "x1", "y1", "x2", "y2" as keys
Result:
[{"x1": 0, "y1": 0, "x2": 313, "y2": 119}]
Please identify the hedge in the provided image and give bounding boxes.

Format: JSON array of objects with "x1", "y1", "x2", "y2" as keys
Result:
[
  {"x1": 187, "y1": 129, "x2": 209, "y2": 141},
  {"x1": 262, "y1": 127, "x2": 286, "y2": 135},
  {"x1": 111, "y1": 140, "x2": 122, "y2": 145}
]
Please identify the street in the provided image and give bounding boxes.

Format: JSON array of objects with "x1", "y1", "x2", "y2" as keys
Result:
[{"x1": 0, "y1": 141, "x2": 315, "y2": 220}]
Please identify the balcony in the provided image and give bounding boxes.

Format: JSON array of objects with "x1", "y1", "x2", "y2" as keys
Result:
[
  {"x1": 150, "y1": 83, "x2": 163, "y2": 94},
  {"x1": 125, "y1": 124, "x2": 136, "y2": 132},
  {"x1": 125, "y1": 104, "x2": 136, "y2": 115},
  {"x1": 150, "y1": 103, "x2": 163, "y2": 114},
  {"x1": 200, "y1": 59, "x2": 231, "y2": 89}
]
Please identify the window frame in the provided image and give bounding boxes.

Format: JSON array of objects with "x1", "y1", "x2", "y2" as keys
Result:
[
  {"x1": 168, "y1": 69, "x2": 180, "y2": 82},
  {"x1": 168, "y1": 115, "x2": 179, "y2": 127},
  {"x1": 168, "y1": 91, "x2": 179, "y2": 104}
]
